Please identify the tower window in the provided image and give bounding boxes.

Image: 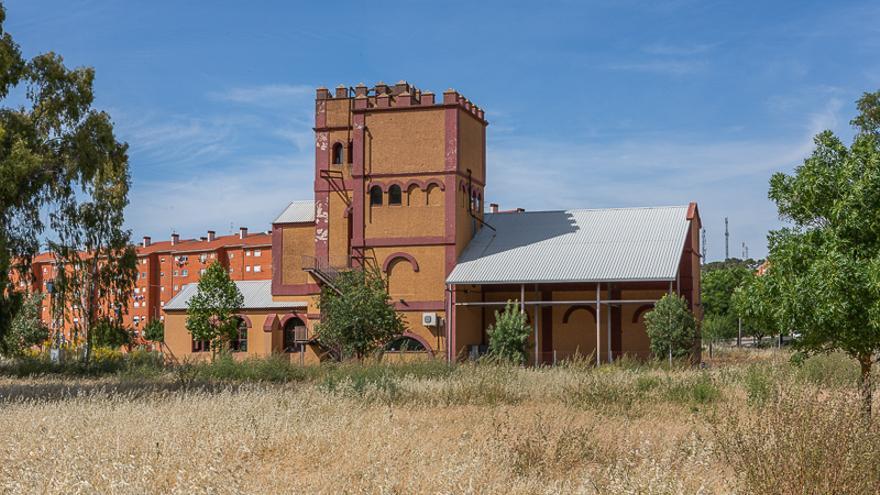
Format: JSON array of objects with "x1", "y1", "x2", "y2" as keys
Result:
[
  {"x1": 347, "y1": 140, "x2": 353, "y2": 164},
  {"x1": 388, "y1": 185, "x2": 402, "y2": 205},
  {"x1": 369, "y1": 186, "x2": 383, "y2": 206},
  {"x1": 332, "y1": 142, "x2": 343, "y2": 165}
]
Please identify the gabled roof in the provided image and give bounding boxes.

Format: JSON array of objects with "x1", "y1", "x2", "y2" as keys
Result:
[
  {"x1": 273, "y1": 200, "x2": 315, "y2": 224},
  {"x1": 164, "y1": 280, "x2": 307, "y2": 311},
  {"x1": 446, "y1": 205, "x2": 693, "y2": 285}
]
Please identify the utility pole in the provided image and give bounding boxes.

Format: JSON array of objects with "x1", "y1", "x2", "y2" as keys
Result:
[
  {"x1": 701, "y1": 228, "x2": 707, "y2": 264},
  {"x1": 742, "y1": 242, "x2": 749, "y2": 260},
  {"x1": 724, "y1": 217, "x2": 730, "y2": 260}
]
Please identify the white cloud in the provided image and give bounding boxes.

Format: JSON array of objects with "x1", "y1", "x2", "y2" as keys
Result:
[
  {"x1": 208, "y1": 84, "x2": 314, "y2": 106},
  {"x1": 607, "y1": 59, "x2": 707, "y2": 76}
]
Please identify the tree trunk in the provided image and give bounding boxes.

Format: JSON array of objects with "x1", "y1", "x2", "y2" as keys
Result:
[{"x1": 859, "y1": 355, "x2": 873, "y2": 419}]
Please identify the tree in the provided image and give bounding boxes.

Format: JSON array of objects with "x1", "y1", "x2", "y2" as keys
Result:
[
  {"x1": 486, "y1": 300, "x2": 531, "y2": 364},
  {"x1": 702, "y1": 262, "x2": 755, "y2": 347},
  {"x1": 185, "y1": 261, "x2": 243, "y2": 359},
  {"x1": 91, "y1": 317, "x2": 132, "y2": 349},
  {"x1": 644, "y1": 293, "x2": 697, "y2": 364},
  {"x1": 756, "y1": 90, "x2": 880, "y2": 416},
  {"x1": 2, "y1": 292, "x2": 48, "y2": 356},
  {"x1": 315, "y1": 268, "x2": 405, "y2": 361},
  {"x1": 143, "y1": 319, "x2": 164, "y2": 343},
  {"x1": 0, "y1": 3, "x2": 132, "y2": 353}
]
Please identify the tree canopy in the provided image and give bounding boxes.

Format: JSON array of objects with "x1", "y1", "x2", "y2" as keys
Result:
[
  {"x1": 0, "y1": 3, "x2": 132, "y2": 352},
  {"x1": 749, "y1": 89, "x2": 880, "y2": 415},
  {"x1": 315, "y1": 268, "x2": 405, "y2": 360},
  {"x1": 644, "y1": 293, "x2": 697, "y2": 362},
  {"x1": 185, "y1": 261, "x2": 244, "y2": 357}
]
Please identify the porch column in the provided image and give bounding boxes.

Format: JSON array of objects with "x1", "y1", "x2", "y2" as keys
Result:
[
  {"x1": 595, "y1": 282, "x2": 601, "y2": 366},
  {"x1": 534, "y1": 299, "x2": 540, "y2": 365}
]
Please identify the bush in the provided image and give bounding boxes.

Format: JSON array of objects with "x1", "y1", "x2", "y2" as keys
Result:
[
  {"x1": 486, "y1": 301, "x2": 531, "y2": 364},
  {"x1": 644, "y1": 294, "x2": 697, "y2": 361}
]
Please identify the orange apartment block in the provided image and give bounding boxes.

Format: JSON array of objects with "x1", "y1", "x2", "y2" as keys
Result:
[
  {"x1": 16, "y1": 228, "x2": 272, "y2": 344},
  {"x1": 160, "y1": 81, "x2": 702, "y2": 364}
]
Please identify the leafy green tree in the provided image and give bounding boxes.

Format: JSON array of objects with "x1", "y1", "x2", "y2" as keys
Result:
[
  {"x1": 92, "y1": 317, "x2": 132, "y2": 349},
  {"x1": 702, "y1": 263, "x2": 755, "y2": 346},
  {"x1": 2, "y1": 293, "x2": 48, "y2": 356},
  {"x1": 756, "y1": 90, "x2": 880, "y2": 415},
  {"x1": 143, "y1": 319, "x2": 164, "y2": 343},
  {"x1": 185, "y1": 261, "x2": 244, "y2": 359},
  {"x1": 315, "y1": 268, "x2": 405, "y2": 360},
  {"x1": 486, "y1": 300, "x2": 531, "y2": 364},
  {"x1": 0, "y1": 3, "x2": 133, "y2": 355},
  {"x1": 644, "y1": 293, "x2": 697, "y2": 363}
]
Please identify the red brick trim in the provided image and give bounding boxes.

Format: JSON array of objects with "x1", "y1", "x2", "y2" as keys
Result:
[
  {"x1": 394, "y1": 300, "x2": 445, "y2": 311},
  {"x1": 279, "y1": 312, "x2": 308, "y2": 329},
  {"x1": 273, "y1": 283, "x2": 321, "y2": 296},
  {"x1": 263, "y1": 314, "x2": 278, "y2": 332},
  {"x1": 236, "y1": 314, "x2": 253, "y2": 328},
  {"x1": 394, "y1": 331, "x2": 435, "y2": 357},
  {"x1": 382, "y1": 252, "x2": 419, "y2": 273},
  {"x1": 562, "y1": 305, "x2": 596, "y2": 324},
  {"x1": 357, "y1": 236, "x2": 451, "y2": 248},
  {"x1": 632, "y1": 304, "x2": 654, "y2": 323}
]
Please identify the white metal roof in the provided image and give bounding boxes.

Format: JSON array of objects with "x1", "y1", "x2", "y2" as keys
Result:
[
  {"x1": 446, "y1": 206, "x2": 692, "y2": 285},
  {"x1": 273, "y1": 200, "x2": 315, "y2": 224},
  {"x1": 164, "y1": 280, "x2": 308, "y2": 311}
]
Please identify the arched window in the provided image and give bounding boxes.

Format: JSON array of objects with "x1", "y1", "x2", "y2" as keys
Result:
[
  {"x1": 369, "y1": 185, "x2": 383, "y2": 206},
  {"x1": 347, "y1": 140, "x2": 353, "y2": 164},
  {"x1": 388, "y1": 185, "x2": 402, "y2": 205},
  {"x1": 385, "y1": 336, "x2": 427, "y2": 352},
  {"x1": 231, "y1": 317, "x2": 248, "y2": 352},
  {"x1": 283, "y1": 317, "x2": 306, "y2": 353},
  {"x1": 332, "y1": 142, "x2": 343, "y2": 165}
]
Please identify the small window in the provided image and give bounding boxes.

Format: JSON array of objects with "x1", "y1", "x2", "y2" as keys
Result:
[
  {"x1": 254, "y1": 250, "x2": 261, "y2": 257},
  {"x1": 347, "y1": 140, "x2": 353, "y2": 164},
  {"x1": 161, "y1": 286, "x2": 165, "y2": 293},
  {"x1": 192, "y1": 337, "x2": 210, "y2": 353},
  {"x1": 388, "y1": 185, "x2": 402, "y2": 206},
  {"x1": 283, "y1": 317, "x2": 307, "y2": 353},
  {"x1": 173, "y1": 270, "x2": 178, "y2": 276},
  {"x1": 332, "y1": 142, "x2": 344, "y2": 165},
  {"x1": 173, "y1": 285, "x2": 179, "y2": 291},
  {"x1": 160, "y1": 272, "x2": 164, "y2": 277},
  {"x1": 245, "y1": 266, "x2": 251, "y2": 272},
  {"x1": 199, "y1": 268, "x2": 206, "y2": 275},
  {"x1": 385, "y1": 336, "x2": 427, "y2": 352},
  {"x1": 369, "y1": 186, "x2": 383, "y2": 206},
  {"x1": 181, "y1": 269, "x2": 188, "y2": 277},
  {"x1": 246, "y1": 250, "x2": 251, "y2": 257},
  {"x1": 254, "y1": 265, "x2": 261, "y2": 273},
  {"x1": 231, "y1": 318, "x2": 248, "y2": 352}
]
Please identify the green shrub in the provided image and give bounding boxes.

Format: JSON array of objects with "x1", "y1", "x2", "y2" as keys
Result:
[{"x1": 486, "y1": 300, "x2": 531, "y2": 364}]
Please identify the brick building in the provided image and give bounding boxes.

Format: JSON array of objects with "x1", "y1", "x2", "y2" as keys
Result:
[
  {"x1": 161, "y1": 81, "x2": 702, "y2": 364},
  {"x1": 17, "y1": 229, "x2": 272, "y2": 343}
]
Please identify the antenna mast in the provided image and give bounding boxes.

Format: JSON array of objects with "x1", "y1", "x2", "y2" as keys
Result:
[{"x1": 724, "y1": 217, "x2": 730, "y2": 260}]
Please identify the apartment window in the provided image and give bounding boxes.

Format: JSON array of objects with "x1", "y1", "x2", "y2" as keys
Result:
[
  {"x1": 160, "y1": 272, "x2": 165, "y2": 277},
  {"x1": 254, "y1": 250, "x2": 261, "y2": 257},
  {"x1": 254, "y1": 265, "x2": 262, "y2": 273},
  {"x1": 229, "y1": 253, "x2": 234, "y2": 259},
  {"x1": 229, "y1": 267, "x2": 234, "y2": 274},
  {"x1": 199, "y1": 268, "x2": 206, "y2": 275},
  {"x1": 210, "y1": 253, "x2": 216, "y2": 259},
  {"x1": 173, "y1": 270, "x2": 178, "y2": 276},
  {"x1": 160, "y1": 257, "x2": 166, "y2": 263},
  {"x1": 246, "y1": 250, "x2": 251, "y2": 257},
  {"x1": 199, "y1": 253, "x2": 207, "y2": 263},
  {"x1": 174, "y1": 285, "x2": 179, "y2": 291},
  {"x1": 181, "y1": 269, "x2": 188, "y2": 277},
  {"x1": 133, "y1": 302, "x2": 139, "y2": 308},
  {"x1": 160, "y1": 301, "x2": 165, "y2": 307},
  {"x1": 134, "y1": 288, "x2": 139, "y2": 294},
  {"x1": 161, "y1": 287, "x2": 165, "y2": 292},
  {"x1": 347, "y1": 140, "x2": 353, "y2": 164},
  {"x1": 370, "y1": 186, "x2": 383, "y2": 206},
  {"x1": 140, "y1": 272, "x2": 146, "y2": 279},
  {"x1": 389, "y1": 185, "x2": 402, "y2": 205},
  {"x1": 245, "y1": 266, "x2": 251, "y2": 272}
]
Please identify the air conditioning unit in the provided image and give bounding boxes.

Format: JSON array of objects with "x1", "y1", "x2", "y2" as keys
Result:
[{"x1": 422, "y1": 312, "x2": 438, "y2": 327}]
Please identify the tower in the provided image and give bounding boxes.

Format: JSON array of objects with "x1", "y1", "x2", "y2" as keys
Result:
[{"x1": 724, "y1": 217, "x2": 729, "y2": 260}]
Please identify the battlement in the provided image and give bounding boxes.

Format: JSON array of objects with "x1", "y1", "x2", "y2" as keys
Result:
[{"x1": 315, "y1": 80, "x2": 485, "y2": 122}]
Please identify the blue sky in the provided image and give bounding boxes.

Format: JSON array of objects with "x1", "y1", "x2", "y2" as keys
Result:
[{"x1": 7, "y1": 1, "x2": 880, "y2": 260}]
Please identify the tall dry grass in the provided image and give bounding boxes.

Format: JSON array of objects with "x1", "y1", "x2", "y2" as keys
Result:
[{"x1": 0, "y1": 348, "x2": 875, "y2": 494}]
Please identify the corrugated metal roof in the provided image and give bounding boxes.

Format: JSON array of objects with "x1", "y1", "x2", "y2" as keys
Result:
[
  {"x1": 273, "y1": 200, "x2": 315, "y2": 224},
  {"x1": 164, "y1": 280, "x2": 308, "y2": 311},
  {"x1": 446, "y1": 206, "x2": 692, "y2": 285}
]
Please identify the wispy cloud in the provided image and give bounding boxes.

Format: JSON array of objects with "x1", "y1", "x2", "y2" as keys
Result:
[
  {"x1": 208, "y1": 84, "x2": 314, "y2": 106},
  {"x1": 608, "y1": 59, "x2": 707, "y2": 76}
]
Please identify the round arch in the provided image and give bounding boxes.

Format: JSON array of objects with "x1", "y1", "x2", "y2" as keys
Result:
[
  {"x1": 382, "y1": 252, "x2": 420, "y2": 273},
  {"x1": 562, "y1": 305, "x2": 596, "y2": 324},
  {"x1": 632, "y1": 304, "x2": 654, "y2": 323}
]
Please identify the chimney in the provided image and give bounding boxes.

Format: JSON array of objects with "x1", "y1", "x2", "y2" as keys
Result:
[
  {"x1": 315, "y1": 86, "x2": 330, "y2": 100},
  {"x1": 171, "y1": 233, "x2": 179, "y2": 246},
  {"x1": 335, "y1": 84, "x2": 348, "y2": 98},
  {"x1": 516, "y1": 208, "x2": 525, "y2": 213},
  {"x1": 142, "y1": 236, "x2": 151, "y2": 248},
  {"x1": 239, "y1": 227, "x2": 248, "y2": 240},
  {"x1": 207, "y1": 230, "x2": 216, "y2": 242},
  {"x1": 490, "y1": 203, "x2": 499, "y2": 213},
  {"x1": 199, "y1": 236, "x2": 207, "y2": 242}
]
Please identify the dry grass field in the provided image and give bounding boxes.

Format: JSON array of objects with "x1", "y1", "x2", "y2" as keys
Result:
[{"x1": 0, "y1": 349, "x2": 878, "y2": 494}]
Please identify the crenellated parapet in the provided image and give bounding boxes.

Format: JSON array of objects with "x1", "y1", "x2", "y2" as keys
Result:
[{"x1": 315, "y1": 80, "x2": 486, "y2": 124}]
